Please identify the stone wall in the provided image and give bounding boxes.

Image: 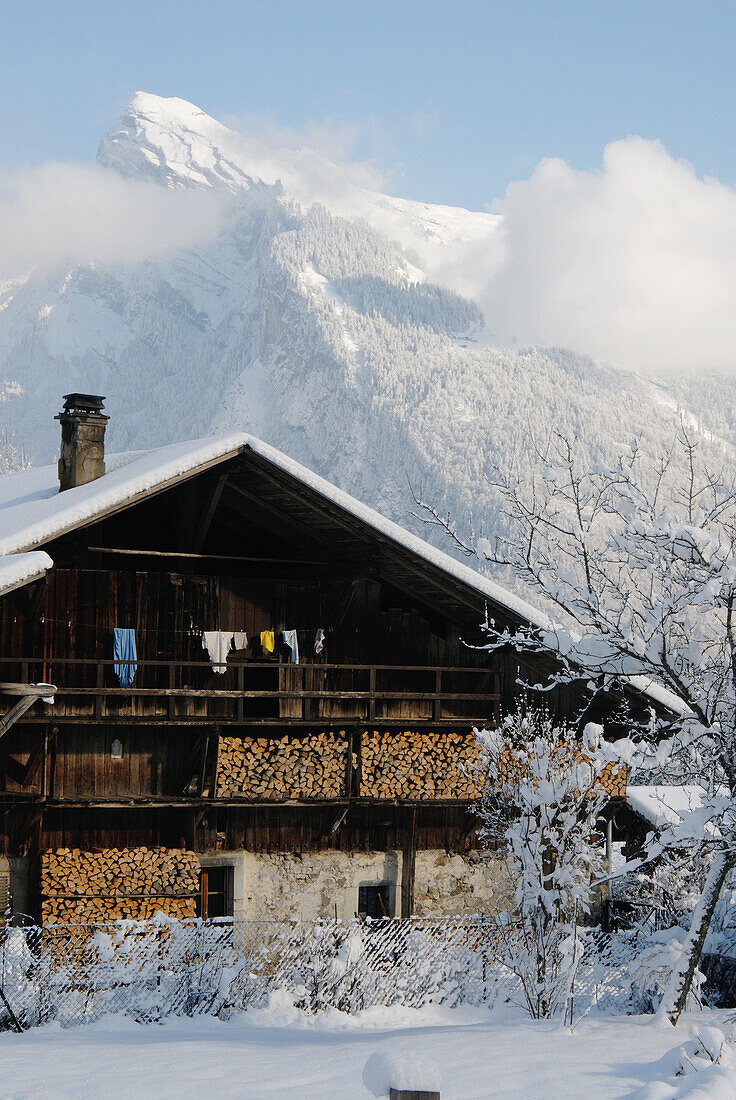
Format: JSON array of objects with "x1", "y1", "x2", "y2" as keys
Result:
[
  {"x1": 413, "y1": 850, "x2": 512, "y2": 917},
  {"x1": 208, "y1": 847, "x2": 511, "y2": 921},
  {"x1": 234, "y1": 850, "x2": 401, "y2": 921}
]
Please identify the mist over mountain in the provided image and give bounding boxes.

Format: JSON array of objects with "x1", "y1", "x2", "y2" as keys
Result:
[{"x1": 1, "y1": 92, "x2": 736, "y2": 546}]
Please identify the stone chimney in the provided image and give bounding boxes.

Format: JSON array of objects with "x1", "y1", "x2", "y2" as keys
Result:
[{"x1": 55, "y1": 393, "x2": 109, "y2": 491}]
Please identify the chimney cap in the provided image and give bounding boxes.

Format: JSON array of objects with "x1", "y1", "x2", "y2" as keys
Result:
[{"x1": 57, "y1": 393, "x2": 108, "y2": 418}]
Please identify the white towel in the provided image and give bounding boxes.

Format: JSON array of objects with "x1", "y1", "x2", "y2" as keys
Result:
[
  {"x1": 202, "y1": 631, "x2": 232, "y2": 673},
  {"x1": 232, "y1": 631, "x2": 248, "y2": 651},
  {"x1": 282, "y1": 629, "x2": 299, "y2": 664},
  {"x1": 314, "y1": 628, "x2": 325, "y2": 655}
]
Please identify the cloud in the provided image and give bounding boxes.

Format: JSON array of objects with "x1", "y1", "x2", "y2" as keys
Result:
[
  {"x1": 222, "y1": 111, "x2": 394, "y2": 194},
  {"x1": 472, "y1": 138, "x2": 736, "y2": 373},
  {"x1": 0, "y1": 163, "x2": 229, "y2": 280},
  {"x1": 5, "y1": 120, "x2": 734, "y2": 378}
]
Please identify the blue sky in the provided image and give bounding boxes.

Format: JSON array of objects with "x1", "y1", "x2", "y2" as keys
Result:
[{"x1": 2, "y1": 0, "x2": 735, "y2": 210}]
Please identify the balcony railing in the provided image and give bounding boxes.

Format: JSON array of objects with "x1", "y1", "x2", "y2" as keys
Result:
[{"x1": 0, "y1": 658, "x2": 500, "y2": 726}]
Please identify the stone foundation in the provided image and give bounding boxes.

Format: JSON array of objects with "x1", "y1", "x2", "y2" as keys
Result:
[
  {"x1": 207, "y1": 848, "x2": 511, "y2": 921},
  {"x1": 413, "y1": 850, "x2": 512, "y2": 917}
]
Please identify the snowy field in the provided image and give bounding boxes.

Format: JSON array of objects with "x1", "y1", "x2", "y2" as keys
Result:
[{"x1": 1, "y1": 1001, "x2": 734, "y2": 1100}]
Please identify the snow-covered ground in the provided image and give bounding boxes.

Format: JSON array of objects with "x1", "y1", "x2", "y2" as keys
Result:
[{"x1": 1, "y1": 1001, "x2": 733, "y2": 1100}]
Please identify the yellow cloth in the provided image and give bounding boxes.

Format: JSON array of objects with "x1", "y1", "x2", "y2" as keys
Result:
[{"x1": 260, "y1": 630, "x2": 275, "y2": 654}]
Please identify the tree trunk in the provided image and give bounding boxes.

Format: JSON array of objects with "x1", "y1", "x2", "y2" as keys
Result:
[{"x1": 660, "y1": 848, "x2": 733, "y2": 1026}]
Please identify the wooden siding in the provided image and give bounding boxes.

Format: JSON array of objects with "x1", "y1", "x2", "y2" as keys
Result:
[{"x1": 30, "y1": 803, "x2": 484, "y2": 856}]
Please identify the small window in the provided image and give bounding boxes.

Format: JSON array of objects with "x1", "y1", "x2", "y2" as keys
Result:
[
  {"x1": 198, "y1": 866, "x2": 234, "y2": 920},
  {"x1": 358, "y1": 883, "x2": 391, "y2": 919}
]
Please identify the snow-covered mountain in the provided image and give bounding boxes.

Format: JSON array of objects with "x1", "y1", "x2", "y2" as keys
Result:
[{"x1": 1, "y1": 92, "x2": 736, "y2": 540}]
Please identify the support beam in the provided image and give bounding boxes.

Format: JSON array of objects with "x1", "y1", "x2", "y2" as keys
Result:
[
  {"x1": 401, "y1": 807, "x2": 417, "y2": 918},
  {"x1": 226, "y1": 480, "x2": 324, "y2": 549},
  {"x1": 87, "y1": 547, "x2": 327, "y2": 565},
  {"x1": 0, "y1": 683, "x2": 55, "y2": 740},
  {"x1": 0, "y1": 696, "x2": 39, "y2": 739},
  {"x1": 192, "y1": 473, "x2": 228, "y2": 552}
]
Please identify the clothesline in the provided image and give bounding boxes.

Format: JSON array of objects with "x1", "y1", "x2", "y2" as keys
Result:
[
  {"x1": 109, "y1": 626, "x2": 327, "y2": 684},
  {"x1": 203, "y1": 627, "x2": 321, "y2": 673},
  {"x1": 16, "y1": 616, "x2": 337, "y2": 635}
]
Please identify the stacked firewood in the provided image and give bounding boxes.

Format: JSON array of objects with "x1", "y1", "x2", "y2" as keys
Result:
[
  {"x1": 598, "y1": 760, "x2": 627, "y2": 798},
  {"x1": 360, "y1": 730, "x2": 484, "y2": 800},
  {"x1": 216, "y1": 733, "x2": 346, "y2": 799},
  {"x1": 493, "y1": 746, "x2": 627, "y2": 797},
  {"x1": 40, "y1": 846, "x2": 199, "y2": 924},
  {"x1": 41, "y1": 896, "x2": 196, "y2": 924}
]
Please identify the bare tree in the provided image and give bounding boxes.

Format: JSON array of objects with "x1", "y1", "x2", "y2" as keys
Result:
[
  {"x1": 473, "y1": 705, "x2": 608, "y2": 1020},
  {"x1": 419, "y1": 431, "x2": 736, "y2": 1025}
]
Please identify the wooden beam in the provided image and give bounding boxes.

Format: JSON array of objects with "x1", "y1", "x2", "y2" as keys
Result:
[
  {"x1": 21, "y1": 736, "x2": 45, "y2": 789},
  {"x1": 401, "y1": 806, "x2": 417, "y2": 918},
  {"x1": 199, "y1": 731, "x2": 210, "y2": 797},
  {"x1": 15, "y1": 716, "x2": 492, "y2": 728},
  {"x1": 192, "y1": 473, "x2": 228, "y2": 552},
  {"x1": 86, "y1": 547, "x2": 328, "y2": 564},
  {"x1": 0, "y1": 683, "x2": 56, "y2": 697},
  {"x1": 0, "y1": 795, "x2": 475, "y2": 809},
  {"x1": 0, "y1": 696, "x2": 39, "y2": 738},
  {"x1": 226, "y1": 480, "x2": 324, "y2": 549}
]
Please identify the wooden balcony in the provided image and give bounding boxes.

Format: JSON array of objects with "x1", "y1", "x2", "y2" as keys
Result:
[{"x1": 0, "y1": 659, "x2": 500, "y2": 727}]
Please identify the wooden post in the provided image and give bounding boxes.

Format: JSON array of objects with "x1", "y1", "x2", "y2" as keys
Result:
[
  {"x1": 345, "y1": 728, "x2": 353, "y2": 799},
  {"x1": 433, "y1": 669, "x2": 442, "y2": 721},
  {"x1": 601, "y1": 814, "x2": 613, "y2": 931},
  {"x1": 368, "y1": 666, "x2": 376, "y2": 722},
  {"x1": 95, "y1": 661, "x2": 103, "y2": 720},
  {"x1": 389, "y1": 1091, "x2": 440, "y2": 1100},
  {"x1": 169, "y1": 664, "x2": 176, "y2": 720},
  {"x1": 41, "y1": 725, "x2": 48, "y2": 799},
  {"x1": 401, "y1": 806, "x2": 417, "y2": 918},
  {"x1": 199, "y1": 731, "x2": 211, "y2": 797},
  {"x1": 354, "y1": 724, "x2": 362, "y2": 797},
  {"x1": 236, "y1": 665, "x2": 245, "y2": 722},
  {"x1": 47, "y1": 726, "x2": 58, "y2": 800}
]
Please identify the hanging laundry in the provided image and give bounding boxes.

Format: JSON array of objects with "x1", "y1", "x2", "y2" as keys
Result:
[
  {"x1": 232, "y1": 631, "x2": 248, "y2": 651},
  {"x1": 314, "y1": 628, "x2": 326, "y2": 655},
  {"x1": 202, "y1": 631, "x2": 232, "y2": 674},
  {"x1": 282, "y1": 629, "x2": 299, "y2": 664},
  {"x1": 260, "y1": 630, "x2": 275, "y2": 655},
  {"x1": 113, "y1": 627, "x2": 137, "y2": 689}
]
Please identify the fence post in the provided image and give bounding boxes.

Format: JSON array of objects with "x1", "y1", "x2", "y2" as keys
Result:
[{"x1": 389, "y1": 1091, "x2": 440, "y2": 1100}]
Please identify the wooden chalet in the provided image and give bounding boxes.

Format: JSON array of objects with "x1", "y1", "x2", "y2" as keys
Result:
[{"x1": 0, "y1": 395, "x2": 639, "y2": 925}]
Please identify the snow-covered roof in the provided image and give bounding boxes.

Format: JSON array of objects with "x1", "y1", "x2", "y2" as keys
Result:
[
  {"x1": 0, "y1": 431, "x2": 685, "y2": 716},
  {"x1": 0, "y1": 551, "x2": 54, "y2": 598},
  {"x1": 0, "y1": 436, "x2": 246, "y2": 557},
  {"x1": 626, "y1": 785, "x2": 712, "y2": 829},
  {"x1": 626, "y1": 785, "x2": 728, "y2": 843},
  {"x1": 0, "y1": 432, "x2": 547, "y2": 626}
]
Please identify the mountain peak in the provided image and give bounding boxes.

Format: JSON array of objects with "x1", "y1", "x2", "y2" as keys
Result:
[
  {"x1": 98, "y1": 91, "x2": 269, "y2": 192},
  {"x1": 97, "y1": 93, "x2": 499, "y2": 268}
]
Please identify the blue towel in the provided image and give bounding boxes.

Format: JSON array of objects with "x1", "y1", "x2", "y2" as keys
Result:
[
  {"x1": 113, "y1": 627, "x2": 137, "y2": 688},
  {"x1": 282, "y1": 629, "x2": 299, "y2": 664}
]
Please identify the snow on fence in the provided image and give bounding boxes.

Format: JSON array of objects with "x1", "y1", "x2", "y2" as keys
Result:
[{"x1": 0, "y1": 916, "x2": 652, "y2": 1031}]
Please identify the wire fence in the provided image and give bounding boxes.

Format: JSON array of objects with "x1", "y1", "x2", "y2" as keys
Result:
[{"x1": 0, "y1": 916, "x2": 657, "y2": 1032}]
